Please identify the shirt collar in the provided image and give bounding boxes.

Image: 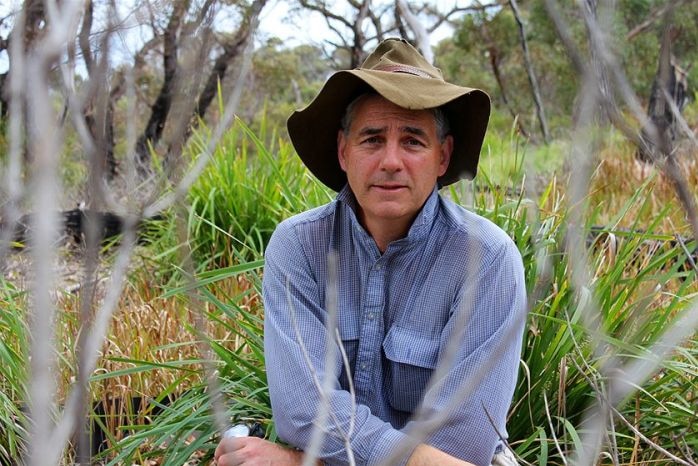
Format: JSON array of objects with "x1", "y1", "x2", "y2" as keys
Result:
[{"x1": 336, "y1": 184, "x2": 440, "y2": 245}]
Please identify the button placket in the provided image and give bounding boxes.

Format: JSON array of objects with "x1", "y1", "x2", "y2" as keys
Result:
[{"x1": 353, "y1": 263, "x2": 386, "y2": 396}]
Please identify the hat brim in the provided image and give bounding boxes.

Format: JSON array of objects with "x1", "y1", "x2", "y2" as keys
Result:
[{"x1": 287, "y1": 69, "x2": 490, "y2": 192}]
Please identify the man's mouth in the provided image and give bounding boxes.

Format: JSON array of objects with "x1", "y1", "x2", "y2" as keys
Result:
[{"x1": 372, "y1": 183, "x2": 407, "y2": 191}]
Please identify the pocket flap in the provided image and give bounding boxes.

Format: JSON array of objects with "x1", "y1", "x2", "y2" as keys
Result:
[{"x1": 383, "y1": 326, "x2": 439, "y2": 369}]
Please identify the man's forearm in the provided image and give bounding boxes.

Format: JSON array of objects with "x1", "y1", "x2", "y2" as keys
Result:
[{"x1": 406, "y1": 444, "x2": 476, "y2": 466}]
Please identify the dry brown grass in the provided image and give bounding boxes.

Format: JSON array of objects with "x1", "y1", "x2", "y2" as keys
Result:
[
  {"x1": 588, "y1": 137, "x2": 698, "y2": 236},
  {"x1": 37, "y1": 251, "x2": 262, "y2": 450},
  {"x1": 550, "y1": 143, "x2": 698, "y2": 313}
]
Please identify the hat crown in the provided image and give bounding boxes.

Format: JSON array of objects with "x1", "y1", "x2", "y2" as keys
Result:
[{"x1": 360, "y1": 38, "x2": 444, "y2": 80}]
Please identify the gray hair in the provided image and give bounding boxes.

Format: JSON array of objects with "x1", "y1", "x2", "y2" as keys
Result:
[{"x1": 340, "y1": 92, "x2": 451, "y2": 142}]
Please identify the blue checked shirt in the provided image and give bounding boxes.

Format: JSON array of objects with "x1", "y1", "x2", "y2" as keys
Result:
[{"x1": 263, "y1": 186, "x2": 527, "y2": 466}]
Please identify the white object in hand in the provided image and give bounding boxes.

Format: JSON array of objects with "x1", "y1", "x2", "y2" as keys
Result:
[{"x1": 223, "y1": 424, "x2": 250, "y2": 438}]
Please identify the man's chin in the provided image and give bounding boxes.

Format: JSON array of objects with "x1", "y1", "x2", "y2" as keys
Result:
[{"x1": 367, "y1": 204, "x2": 414, "y2": 221}]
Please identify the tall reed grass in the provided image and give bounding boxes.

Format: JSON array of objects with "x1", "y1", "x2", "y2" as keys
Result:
[
  {"x1": 2, "y1": 121, "x2": 696, "y2": 464},
  {"x1": 443, "y1": 162, "x2": 697, "y2": 463},
  {"x1": 100, "y1": 124, "x2": 698, "y2": 464},
  {"x1": 0, "y1": 281, "x2": 28, "y2": 463},
  {"x1": 187, "y1": 116, "x2": 332, "y2": 265},
  {"x1": 102, "y1": 264, "x2": 270, "y2": 465}
]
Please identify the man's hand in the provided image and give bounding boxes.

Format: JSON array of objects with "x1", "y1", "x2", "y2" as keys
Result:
[
  {"x1": 214, "y1": 437, "x2": 305, "y2": 466},
  {"x1": 406, "y1": 444, "x2": 476, "y2": 466}
]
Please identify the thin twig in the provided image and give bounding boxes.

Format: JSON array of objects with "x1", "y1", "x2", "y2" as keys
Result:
[
  {"x1": 303, "y1": 252, "x2": 356, "y2": 466},
  {"x1": 285, "y1": 278, "x2": 355, "y2": 448},
  {"x1": 569, "y1": 357, "x2": 696, "y2": 466},
  {"x1": 482, "y1": 404, "x2": 534, "y2": 466},
  {"x1": 176, "y1": 202, "x2": 230, "y2": 436},
  {"x1": 0, "y1": 5, "x2": 28, "y2": 270},
  {"x1": 543, "y1": 391, "x2": 568, "y2": 465},
  {"x1": 334, "y1": 327, "x2": 357, "y2": 440},
  {"x1": 24, "y1": 3, "x2": 86, "y2": 464},
  {"x1": 509, "y1": 0, "x2": 550, "y2": 143},
  {"x1": 675, "y1": 234, "x2": 698, "y2": 275},
  {"x1": 47, "y1": 221, "x2": 139, "y2": 463}
]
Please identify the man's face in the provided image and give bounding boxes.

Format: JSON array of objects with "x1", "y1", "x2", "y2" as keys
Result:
[{"x1": 337, "y1": 94, "x2": 453, "y2": 233}]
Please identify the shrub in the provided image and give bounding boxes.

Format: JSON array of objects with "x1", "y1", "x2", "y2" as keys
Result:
[{"x1": 187, "y1": 117, "x2": 332, "y2": 266}]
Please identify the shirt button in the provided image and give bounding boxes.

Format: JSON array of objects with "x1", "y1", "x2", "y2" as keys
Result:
[
  {"x1": 374, "y1": 264, "x2": 381, "y2": 270},
  {"x1": 360, "y1": 363, "x2": 367, "y2": 370},
  {"x1": 367, "y1": 312, "x2": 375, "y2": 320}
]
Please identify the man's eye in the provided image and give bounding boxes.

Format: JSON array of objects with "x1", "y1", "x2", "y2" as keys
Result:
[
  {"x1": 362, "y1": 136, "x2": 381, "y2": 144},
  {"x1": 405, "y1": 138, "x2": 424, "y2": 147}
]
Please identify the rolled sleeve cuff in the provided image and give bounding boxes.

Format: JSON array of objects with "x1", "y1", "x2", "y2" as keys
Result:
[{"x1": 366, "y1": 428, "x2": 415, "y2": 466}]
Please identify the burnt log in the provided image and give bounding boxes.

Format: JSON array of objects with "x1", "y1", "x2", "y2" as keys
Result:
[
  {"x1": 3, "y1": 209, "x2": 158, "y2": 248},
  {"x1": 636, "y1": 26, "x2": 690, "y2": 163}
]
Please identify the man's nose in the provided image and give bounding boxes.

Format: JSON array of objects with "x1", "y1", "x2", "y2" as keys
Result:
[{"x1": 378, "y1": 141, "x2": 403, "y2": 172}]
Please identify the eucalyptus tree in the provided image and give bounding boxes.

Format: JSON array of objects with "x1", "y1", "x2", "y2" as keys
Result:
[
  {"x1": 0, "y1": 0, "x2": 267, "y2": 181},
  {"x1": 0, "y1": 1, "x2": 265, "y2": 463},
  {"x1": 287, "y1": 0, "x2": 499, "y2": 67},
  {"x1": 441, "y1": 0, "x2": 698, "y2": 140}
]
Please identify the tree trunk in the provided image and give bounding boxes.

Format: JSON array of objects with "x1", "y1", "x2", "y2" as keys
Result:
[
  {"x1": 79, "y1": 0, "x2": 118, "y2": 182},
  {"x1": 396, "y1": 0, "x2": 433, "y2": 63},
  {"x1": 0, "y1": 72, "x2": 7, "y2": 118},
  {"x1": 195, "y1": 0, "x2": 266, "y2": 123},
  {"x1": 135, "y1": 0, "x2": 191, "y2": 174},
  {"x1": 479, "y1": 20, "x2": 529, "y2": 138},
  {"x1": 350, "y1": 0, "x2": 370, "y2": 68},
  {"x1": 636, "y1": 25, "x2": 688, "y2": 163},
  {"x1": 509, "y1": 0, "x2": 550, "y2": 143},
  {"x1": 166, "y1": 0, "x2": 266, "y2": 168},
  {"x1": 581, "y1": 0, "x2": 616, "y2": 124}
]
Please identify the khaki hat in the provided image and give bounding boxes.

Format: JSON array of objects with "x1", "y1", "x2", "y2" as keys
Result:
[{"x1": 287, "y1": 38, "x2": 491, "y2": 192}]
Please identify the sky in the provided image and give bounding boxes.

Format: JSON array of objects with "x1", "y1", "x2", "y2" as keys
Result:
[
  {"x1": 0, "y1": 0, "x2": 466, "y2": 73},
  {"x1": 257, "y1": 0, "x2": 459, "y2": 47}
]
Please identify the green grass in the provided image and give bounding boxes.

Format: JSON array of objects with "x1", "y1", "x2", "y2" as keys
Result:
[
  {"x1": 2, "y1": 120, "x2": 697, "y2": 464},
  {"x1": 0, "y1": 280, "x2": 29, "y2": 463},
  {"x1": 105, "y1": 128, "x2": 698, "y2": 463},
  {"x1": 477, "y1": 113, "x2": 567, "y2": 188},
  {"x1": 187, "y1": 116, "x2": 332, "y2": 265}
]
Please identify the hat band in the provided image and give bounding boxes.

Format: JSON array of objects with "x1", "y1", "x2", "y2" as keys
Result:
[{"x1": 373, "y1": 64, "x2": 433, "y2": 79}]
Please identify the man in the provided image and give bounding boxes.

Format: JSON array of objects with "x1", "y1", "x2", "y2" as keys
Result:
[{"x1": 216, "y1": 38, "x2": 526, "y2": 466}]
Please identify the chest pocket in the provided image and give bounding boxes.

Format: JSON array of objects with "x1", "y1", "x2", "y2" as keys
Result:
[{"x1": 382, "y1": 326, "x2": 439, "y2": 413}]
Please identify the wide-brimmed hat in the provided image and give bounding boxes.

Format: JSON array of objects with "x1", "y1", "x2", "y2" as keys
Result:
[{"x1": 287, "y1": 38, "x2": 491, "y2": 192}]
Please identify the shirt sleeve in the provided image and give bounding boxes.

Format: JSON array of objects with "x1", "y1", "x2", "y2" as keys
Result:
[
  {"x1": 401, "y1": 238, "x2": 527, "y2": 466},
  {"x1": 262, "y1": 220, "x2": 414, "y2": 466}
]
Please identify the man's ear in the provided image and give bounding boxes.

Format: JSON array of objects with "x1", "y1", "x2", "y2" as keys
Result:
[
  {"x1": 438, "y1": 135, "x2": 454, "y2": 176},
  {"x1": 337, "y1": 130, "x2": 347, "y2": 172}
]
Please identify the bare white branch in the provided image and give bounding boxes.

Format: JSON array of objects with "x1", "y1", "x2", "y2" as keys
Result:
[
  {"x1": 285, "y1": 277, "x2": 356, "y2": 450},
  {"x1": 302, "y1": 251, "x2": 355, "y2": 466},
  {"x1": 396, "y1": 0, "x2": 432, "y2": 63}
]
